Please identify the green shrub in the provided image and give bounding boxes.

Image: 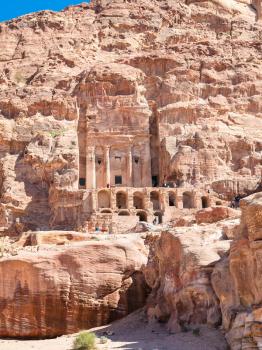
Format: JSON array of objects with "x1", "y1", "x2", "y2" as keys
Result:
[
  {"x1": 49, "y1": 128, "x2": 66, "y2": 138},
  {"x1": 73, "y1": 332, "x2": 97, "y2": 350}
]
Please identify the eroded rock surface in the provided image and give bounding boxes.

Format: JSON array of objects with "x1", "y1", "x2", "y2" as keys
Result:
[
  {"x1": 212, "y1": 192, "x2": 262, "y2": 350},
  {"x1": 143, "y1": 192, "x2": 262, "y2": 350},
  {"x1": 143, "y1": 223, "x2": 231, "y2": 332},
  {"x1": 0, "y1": 237, "x2": 149, "y2": 338},
  {"x1": 0, "y1": 0, "x2": 261, "y2": 231}
]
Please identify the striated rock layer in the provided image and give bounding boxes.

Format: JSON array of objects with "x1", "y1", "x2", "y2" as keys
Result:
[
  {"x1": 143, "y1": 192, "x2": 262, "y2": 350},
  {"x1": 212, "y1": 192, "x2": 262, "y2": 350},
  {"x1": 143, "y1": 222, "x2": 231, "y2": 332},
  {"x1": 0, "y1": 237, "x2": 149, "y2": 338},
  {"x1": 0, "y1": 0, "x2": 261, "y2": 231}
]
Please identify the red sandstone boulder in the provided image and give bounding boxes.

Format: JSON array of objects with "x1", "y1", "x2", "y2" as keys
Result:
[
  {"x1": 196, "y1": 206, "x2": 240, "y2": 224},
  {"x1": 0, "y1": 236, "x2": 149, "y2": 338}
]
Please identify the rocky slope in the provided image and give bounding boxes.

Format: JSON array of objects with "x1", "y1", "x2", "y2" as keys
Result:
[{"x1": 0, "y1": 0, "x2": 261, "y2": 232}]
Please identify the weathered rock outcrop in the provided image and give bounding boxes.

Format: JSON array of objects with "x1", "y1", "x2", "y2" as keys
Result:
[
  {"x1": 0, "y1": 237, "x2": 149, "y2": 338},
  {"x1": 0, "y1": 0, "x2": 261, "y2": 230},
  {"x1": 143, "y1": 192, "x2": 262, "y2": 349},
  {"x1": 212, "y1": 192, "x2": 262, "y2": 349},
  {"x1": 143, "y1": 224, "x2": 231, "y2": 332},
  {"x1": 196, "y1": 206, "x2": 239, "y2": 224}
]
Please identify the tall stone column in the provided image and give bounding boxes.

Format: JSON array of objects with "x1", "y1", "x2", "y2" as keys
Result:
[
  {"x1": 91, "y1": 146, "x2": 96, "y2": 189},
  {"x1": 86, "y1": 146, "x2": 96, "y2": 189},
  {"x1": 127, "y1": 146, "x2": 133, "y2": 187},
  {"x1": 141, "y1": 142, "x2": 152, "y2": 187},
  {"x1": 105, "y1": 146, "x2": 111, "y2": 187}
]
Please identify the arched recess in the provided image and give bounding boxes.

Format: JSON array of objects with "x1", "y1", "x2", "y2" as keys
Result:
[
  {"x1": 154, "y1": 211, "x2": 163, "y2": 224},
  {"x1": 118, "y1": 210, "x2": 130, "y2": 216},
  {"x1": 201, "y1": 196, "x2": 209, "y2": 209},
  {"x1": 101, "y1": 209, "x2": 113, "y2": 214},
  {"x1": 150, "y1": 191, "x2": 160, "y2": 210},
  {"x1": 183, "y1": 192, "x2": 194, "y2": 209},
  {"x1": 98, "y1": 190, "x2": 111, "y2": 209},
  {"x1": 168, "y1": 192, "x2": 176, "y2": 207},
  {"x1": 116, "y1": 191, "x2": 128, "y2": 209},
  {"x1": 136, "y1": 210, "x2": 147, "y2": 222},
  {"x1": 133, "y1": 192, "x2": 144, "y2": 209}
]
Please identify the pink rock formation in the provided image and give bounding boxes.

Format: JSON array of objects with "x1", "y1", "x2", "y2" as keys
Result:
[
  {"x1": 0, "y1": 237, "x2": 149, "y2": 338},
  {"x1": 143, "y1": 224, "x2": 231, "y2": 332},
  {"x1": 0, "y1": 0, "x2": 260, "y2": 232},
  {"x1": 212, "y1": 192, "x2": 262, "y2": 349},
  {"x1": 143, "y1": 192, "x2": 262, "y2": 349},
  {"x1": 196, "y1": 206, "x2": 239, "y2": 224}
]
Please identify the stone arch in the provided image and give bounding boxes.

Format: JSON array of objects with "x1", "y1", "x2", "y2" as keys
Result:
[
  {"x1": 154, "y1": 211, "x2": 163, "y2": 224},
  {"x1": 98, "y1": 190, "x2": 111, "y2": 209},
  {"x1": 116, "y1": 191, "x2": 128, "y2": 209},
  {"x1": 183, "y1": 191, "x2": 194, "y2": 209},
  {"x1": 118, "y1": 210, "x2": 130, "y2": 216},
  {"x1": 168, "y1": 192, "x2": 176, "y2": 207},
  {"x1": 201, "y1": 196, "x2": 209, "y2": 209},
  {"x1": 136, "y1": 210, "x2": 147, "y2": 222},
  {"x1": 150, "y1": 191, "x2": 160, "y2": 210},
  {"x1": 133, "y1": 192, "x2": 144, "y2": 209},
  {"x1": 101, "y1": 209, "x2": 112, "y2": 214}
]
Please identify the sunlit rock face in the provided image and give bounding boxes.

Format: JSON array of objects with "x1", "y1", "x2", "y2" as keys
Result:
[
  {"x1": 143, "y1": 223, "x2": 231, "y2": 333},
  {"x1": 0, "y1": 0, "x2": 261, "y2": 232},
  {"x1": 0, "y1": 236, "x2": 149, "y2": 338},
  {"x1": 212, "y1": 192, "x2": 262, "y2": 350},
  {"x1": 142, "y1": 192, "x2": 262, "y2": 349}
]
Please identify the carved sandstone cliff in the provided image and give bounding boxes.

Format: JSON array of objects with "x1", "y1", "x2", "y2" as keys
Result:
[{"x1": 0, "y1": 0, "x2": 261, "y2": 231}]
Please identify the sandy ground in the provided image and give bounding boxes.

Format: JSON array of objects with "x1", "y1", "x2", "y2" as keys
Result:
[{"x1": 0, "y1": 310, "x2": 228, "y2": 350}]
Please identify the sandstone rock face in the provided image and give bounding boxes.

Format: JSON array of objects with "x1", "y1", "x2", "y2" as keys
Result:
[
  {"x1": 143, "y1": 225, "x2": 231, "y2": 332},
  {"x1": 143, "y1": 193, "x2": 262, "y2": 349},
  {"x1": 0, "y1": 237, "x2": 149, "y2": 338},
  {"x1": 0, "y1": 0, "x2": 261, "y2": 231},
  {"x1": 196, "y1": 206, "x2": 239, "y2": 224},
  {"x1": 212, "y1": 192, "x2": 262, "y2": 350}
]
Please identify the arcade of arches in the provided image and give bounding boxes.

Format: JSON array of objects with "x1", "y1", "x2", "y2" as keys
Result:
[{"x1": 82, "y1": 186, "x2": 217, "y2": 233}]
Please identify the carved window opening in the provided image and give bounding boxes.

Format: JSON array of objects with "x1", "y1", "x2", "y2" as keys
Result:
[
  {"x1": 115, "y1": 176, "x2": 122, "y2": 185},
  {"x1": 79, "y1": 178, "x2": 86, "y2": 187}
]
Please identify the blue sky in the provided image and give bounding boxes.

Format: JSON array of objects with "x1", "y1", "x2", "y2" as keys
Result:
[{"x1": 0, "y1": 1, "x2": 88, "y2": 22}]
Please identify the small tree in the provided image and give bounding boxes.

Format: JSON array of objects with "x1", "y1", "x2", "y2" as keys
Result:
[{"x1": 73, "y1": 332, "x2": 97, "y2": 350}]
